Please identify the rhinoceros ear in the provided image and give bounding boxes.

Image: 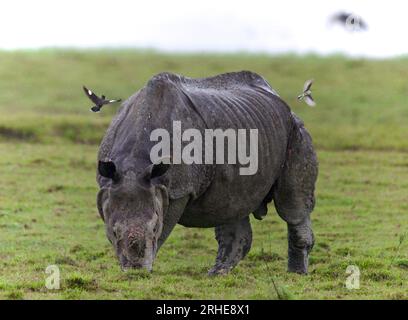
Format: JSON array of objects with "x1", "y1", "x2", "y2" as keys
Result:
[
  {"x1": 143, "y1": 163, "x2": 170, "y2": 181},
  {"x1": 151, "y1": 163, "x2": 170, "y2": 179},
  {"x1": 98, "y1": 160, "x2": 117, "y2": 180},
  {"x1": 141, "y1": 160, "x2": 170, "y2": 186}
]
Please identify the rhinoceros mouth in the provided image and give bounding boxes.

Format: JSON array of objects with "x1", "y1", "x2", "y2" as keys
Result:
[
  {"x1": 119, "y1": 251, "x2": 154, "y2": 272},
  {"x1": 121, "y1": 262, "x2": 153, "y2": 272}
]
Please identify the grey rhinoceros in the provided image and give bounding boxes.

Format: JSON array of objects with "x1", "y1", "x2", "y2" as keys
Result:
[{"x1": 96, "y1": 71, "x2": 318, "y2": 275}]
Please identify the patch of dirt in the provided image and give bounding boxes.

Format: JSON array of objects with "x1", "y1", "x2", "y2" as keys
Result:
[
  {"x1": 0, "y1": 126, "x2": 37, "y2": 141},
  {"x1": 46, "y1": 185, "x2": 65, "y2": 193}
]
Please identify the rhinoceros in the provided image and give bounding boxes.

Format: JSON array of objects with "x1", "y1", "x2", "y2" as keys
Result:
[{"x1": 96, "y1": 71, "x2": 318, "y2": 275}]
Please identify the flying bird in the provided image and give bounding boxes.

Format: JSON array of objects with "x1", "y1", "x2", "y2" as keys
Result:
[
  {"x1": 297, "y1": 79, "x2": 316, "y2": 107},
  {"x1": 330, "y1": 12, "x2": 368, "y2": 31},
  {"x1": 83, "y1": 86, "x2": 121, "y2": 112}
]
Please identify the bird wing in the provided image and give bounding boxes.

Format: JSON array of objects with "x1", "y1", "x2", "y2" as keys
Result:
[
  {"x1": 331, "y1": 12, "x2": 350, "y2": 24},
  {"x1": 107, "y1": 99, "x2": 122, "y2": 104},
  {"x1": 303, "y1": 79, "x2": 314, "y2": 92},
  {"x1": 304, "y1": 95, "x2": 316, "y2": 107},
  {"x1": 83, "y1": 86, "x2": 102, "y2": 105},
  {"x1": 359, "y1": 19, "x2": 368, "y2": 30}
]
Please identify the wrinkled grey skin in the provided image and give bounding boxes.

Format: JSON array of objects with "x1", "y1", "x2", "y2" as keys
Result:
[{"x1": 96, "y1": 71, "x2": 318, "y2": 275}]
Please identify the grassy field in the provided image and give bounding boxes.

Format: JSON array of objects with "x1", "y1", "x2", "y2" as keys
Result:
[{"x1": 0, "y1": 50, "x2": 407, "y2": 299}]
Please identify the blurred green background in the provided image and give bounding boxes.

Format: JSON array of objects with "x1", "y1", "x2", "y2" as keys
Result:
[{"x1": 1, "y1": 50, "x2": 408, "y2": 149}]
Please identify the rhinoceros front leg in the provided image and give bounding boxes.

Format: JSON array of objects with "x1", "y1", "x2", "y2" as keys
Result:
[
  {"x1": 157, "y1": 196, "x2": 190, "y2": 250},
  {"x1": 208, "y1": 216, "x2": 252, "y2": 276}
]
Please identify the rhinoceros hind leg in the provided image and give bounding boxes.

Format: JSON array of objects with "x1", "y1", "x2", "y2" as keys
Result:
[
  {"x1": 286, "y1": 219, "x2": 314, "y2": 274},
  {"x1": 273, "y1": 118, "x2": 318, "y2": 274},
  {"x1": 208, "y1": 216, "x2": 252, "y2": 276}
]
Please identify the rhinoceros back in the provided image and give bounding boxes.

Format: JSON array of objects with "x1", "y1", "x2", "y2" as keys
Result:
[{"x1": 167, "y1": 71, "x2": 294, "y2": 226}]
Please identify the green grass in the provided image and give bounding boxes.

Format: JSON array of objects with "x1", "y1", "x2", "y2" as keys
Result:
[
  {"x1": 1, "y1": 50, "x2": 408, "y2": 150},
  {"x1": 0, "y1": 50, "x2": 407, "y2": 299}
]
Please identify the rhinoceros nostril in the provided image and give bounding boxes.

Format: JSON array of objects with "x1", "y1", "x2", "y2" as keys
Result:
[{"x1": 128, "y1": 238, "x2": 146, "y2": 256}]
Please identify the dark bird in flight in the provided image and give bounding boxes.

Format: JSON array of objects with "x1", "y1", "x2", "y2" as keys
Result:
[
  {"x1": 83, "y1": 86, "x2": 121, "y2": 112},
  {"x1": 297, "y1": 79, "x2": 316, "y2": 107},
  {"x1": 330, "y1": 12, "x2": 368, "y2": 31}
]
